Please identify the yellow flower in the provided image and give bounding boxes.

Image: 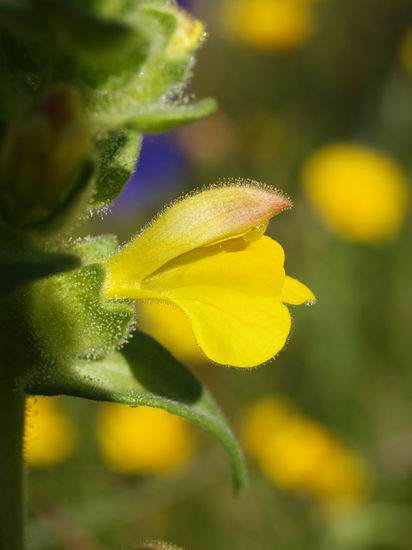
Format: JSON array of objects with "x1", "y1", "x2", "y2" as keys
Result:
[
  {"x1": 24, "y1": 396, "x2": 77, "y2": 468},
  {"x1": 103, "y1": 185, "x2": 315, "y2": 368},
  {"x1": 137, "y1": 301, "x2": 206, "y2": 365},
  {"x1": 240, "y1": 397, "x2": 371, "y2": 506},
  {"x1": 302, "y1": 144, "x2": 409, "y2": 243},
  {"x1": 221, "y1": 0, "x2": 316, "y2": 52},
  {"x1": 96, "y1": 404, "x2": 194, "y2": 475}
]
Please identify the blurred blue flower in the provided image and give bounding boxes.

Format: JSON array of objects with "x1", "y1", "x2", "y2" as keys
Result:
[
  {"x1": 177, "y1": 0, "x2": 194, "y2": 9},
  {"x1": 110, "y1": 132, "x2": 188, "y2": 218}
]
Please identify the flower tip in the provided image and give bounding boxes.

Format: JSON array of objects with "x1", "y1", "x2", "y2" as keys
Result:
[
  {"x1": 271, "y1": 192, "x2": 292, "y2": 214},
  {"x1": 235, "y1": 185, "x2": 292, "y2": 218},
  {"x1": 259, "y1": 189, "x2": 291, "y2": 219},
  {"x1": 302, "y1": 285, "x2": 316, "y2": 306},
  {"x1": 167, "y1": 10, "x2": 205, "y2": 56}
]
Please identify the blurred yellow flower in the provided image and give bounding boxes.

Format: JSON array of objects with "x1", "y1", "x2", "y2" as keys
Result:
[
  {"x1": 103, "y1": 186, "x2": 315, "y2": 368},
  {"x1": 96, "y1": 404, "x2": 194, "y2": 475},
  {"x1": 240, "y1": 397, "x2": 371, "y2": 506},
  {"x1": 302, "y1": 144, "x2": 409, "y2": 243},
  {"x1": 399, "y1": 26, "x2": 412, "y2": 73},
  {"x1": 137, "y1": 301, "x2": 206, "y2": 365},
  {"x1": 221, "y1": 0, "x2": 317, "y2": 52},
  {"x1": 24, "y1": 396, "x2": 77, "y2": 468}
]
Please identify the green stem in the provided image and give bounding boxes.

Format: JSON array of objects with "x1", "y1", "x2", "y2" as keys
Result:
[{"x1": 0, "y1": 352, "x2": 26, "y2": 550}]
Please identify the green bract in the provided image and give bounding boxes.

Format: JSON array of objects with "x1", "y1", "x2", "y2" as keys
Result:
[
  {"x1": 0, "y1": 0, "x2": 244, "y2": 495},
  {"x1": 25, "y1": 330, "x2": 247, "y2": 495}
]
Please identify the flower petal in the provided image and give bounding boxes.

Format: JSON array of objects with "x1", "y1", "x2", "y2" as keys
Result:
[
  {"x1": 177, "y1": 295, "x2": 291, "y2": 368},
  {"x1": 280, "y1": 276, "x2": 315, "y2": 305},
  {"x1": 139, "y1": 236, "x2": 291, "y2": 367},
  {"x1": 137, "y1": 301, "x2": 205, "y2": 365},
  {"x1": 104, "y1": 185, "x2": 291, "y2": 287}
]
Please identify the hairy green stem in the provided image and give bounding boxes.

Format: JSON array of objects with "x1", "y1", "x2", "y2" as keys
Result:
[{"x1": 0, "y1": 331, "x2": 26, "y2": 550}]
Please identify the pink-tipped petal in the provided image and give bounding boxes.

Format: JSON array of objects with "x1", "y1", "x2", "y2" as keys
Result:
[{"x1": 105, "y1": 185, "x2": 291, "y2": 286}]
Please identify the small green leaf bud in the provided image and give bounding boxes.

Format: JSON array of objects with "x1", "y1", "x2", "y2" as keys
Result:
[{"x1": 0, "y1": 89, "x2": 90, "y2": 228}]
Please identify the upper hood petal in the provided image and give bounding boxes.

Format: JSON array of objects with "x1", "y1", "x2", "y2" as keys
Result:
[{"x1": 104, "y1": 185, "x2": 291, "y2": 287}]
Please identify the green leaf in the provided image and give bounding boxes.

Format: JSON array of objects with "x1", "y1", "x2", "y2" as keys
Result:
[
  {"x1": 127, "y1": 98, "x2": 218, "y2": 132},
  {"x1": 29, "y1": 263, "x2": 134, "y2": 361},
  {"x1": 92, "y1": 98, "x2": 217, "y2": 133},
  {"x1": 26, "y1": 330, "x2": 248, "y2": 496},
  {"x1": 92, "y1": 130, "x2": 142, "y2": 209}
]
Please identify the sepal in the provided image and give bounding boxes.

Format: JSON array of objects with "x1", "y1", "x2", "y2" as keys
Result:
[{"x1": 29, "y1": 260, "x2": 134, "y2": 362}]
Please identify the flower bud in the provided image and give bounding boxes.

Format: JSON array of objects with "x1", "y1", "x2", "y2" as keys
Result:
[
  {"x1": 0, "y1": 89, "x2": 90, "y2": 227},
  {"x1": 166, "y1": 9, "x2": 205, "y2": 56}
]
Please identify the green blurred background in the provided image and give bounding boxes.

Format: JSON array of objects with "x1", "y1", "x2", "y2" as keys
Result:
[{"x1": 27, "y1": 1, "x2": 412, "y2": 548}]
